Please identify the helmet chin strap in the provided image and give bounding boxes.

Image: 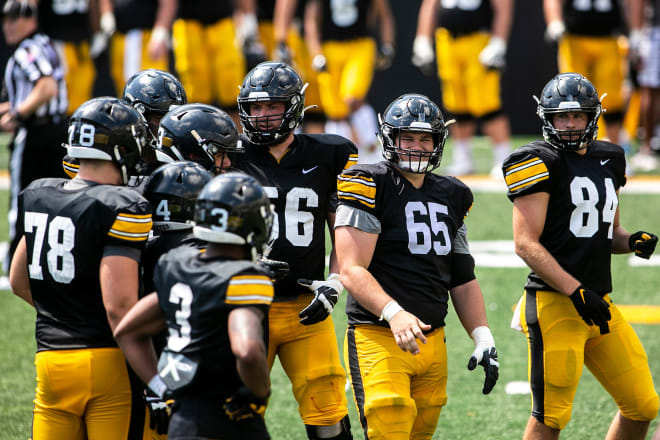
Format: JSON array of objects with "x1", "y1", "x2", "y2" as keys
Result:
[{"x1": 114, "y1": 145, "x2": 129, "y2": 185}]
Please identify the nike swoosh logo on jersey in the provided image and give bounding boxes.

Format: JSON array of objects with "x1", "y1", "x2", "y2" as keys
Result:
[
  {"x1": 600, "y1": 159, "x2": 610, "y2": 165},
  {"x1": 302, "y1": 166, "x2": 319, "y2": 174}
]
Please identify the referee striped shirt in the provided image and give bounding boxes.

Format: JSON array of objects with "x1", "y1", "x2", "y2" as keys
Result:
[{"x1": 4, "y1": 32, "x2": 67, "y2": 120}]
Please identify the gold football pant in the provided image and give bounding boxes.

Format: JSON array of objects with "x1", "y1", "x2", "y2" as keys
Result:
[
  {"x1": 520, "y1": 290, "x2": 659, "y2": 430},
  {"x1": 267, "y1": 295, "x2": 349, "y2": 426},
  {"x1": 317, "y1": 38, "x2": 376, "y2": 120},
  {"x1": 435, "y1": 29, "x2": 501, "y2": 118},
  {"x1": 32, "y1": 347, "x2": 132, "y2": 440},
  {"x1": 110, "y1": 29, "x2": 169, "y2": 98},
  {"x1": 344, "y1": 325, "x2": 448, "y2": 440},
  {"x1": 54, "y1": 40, "x2": 95, "y2": 115},
  {"x1": 172, "y1": 17, "x2": 245, "y2": 107}
]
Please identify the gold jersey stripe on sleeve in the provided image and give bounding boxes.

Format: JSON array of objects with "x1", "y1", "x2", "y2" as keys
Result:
[
  {"x1": 337, "y1": 174, "x2": 376, "y2": 208},
  {"x1": 62, "y1": 160, "x2": 79, "y2": 179},
  {"x1": 108, "y1": 213, "x2": 152, "y2": 242},
  {"x1": 226, "y1": 275, "x2": 274, "y2": 305},
  {"x1": 505, "y1": 158, "x2": 549, "y2": 191},
  {"x1": 343, "y1": 154, "x2": 359, "y2": 170}
]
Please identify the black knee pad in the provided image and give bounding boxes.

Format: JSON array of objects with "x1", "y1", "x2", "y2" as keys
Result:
[{"x1": 305, "y1": 415, "x2": 352, "y2": 440}]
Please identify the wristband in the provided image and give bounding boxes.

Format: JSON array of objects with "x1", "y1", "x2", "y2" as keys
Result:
[
  {"x1": 326, "y1": 273, "x2": 343, "y2": 293},
  {"x1": 470, "y1": 326, "x2": 495, "y2": 346},
  {"x1": 148, "y1": 374, "x2": 168, "y2": 398},
  {"x1": 380, "y1": 300, "x2": 403, "y2": 322},
  {"x1": 150, "y1": 26, "x2": 170, "y2": 45}
]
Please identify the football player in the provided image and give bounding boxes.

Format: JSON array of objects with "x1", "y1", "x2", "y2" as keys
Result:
[
  {"x1": 503, "y1": 73, "x2": 659, "y2": 439},
  {"x1": 413, "y1": 0, "x2": 513, "y2": 177},
  {"x1": 234, "y1": 61, "x2": 357, "y2": 440},
  {"x1": 543, "y1": 0, "x2": 627, "y2": 145},
  {"x1": 305, "y1": 0, "x2": 394, "y2": 164},
  {"x1": 9, "y1": 97, "x2": 152, "y2": 439},
  {"x1": 114, "y1": 172, "x2": 274, "y2": 439},
  {"x1": 334, "y1": 93, "x2": 499, "y2": 439},
  {"x1": 156, "y1": 103, "x2": 244, "y2": 174}
]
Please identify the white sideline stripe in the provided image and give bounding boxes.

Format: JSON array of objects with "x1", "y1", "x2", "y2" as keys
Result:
[
  {"x1": 458, "y1": 175, "x2": 660, "y2": 194},
  {"x1": 505, "y1": 381, "x2": 530, "y2": 395}
]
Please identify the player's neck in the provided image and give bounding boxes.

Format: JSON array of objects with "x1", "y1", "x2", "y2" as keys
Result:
[
  {"x1": 268, "y1": 132, "x2": 295, "y2": 160},
  {"x1": 399, "y1": 169, "x2": 426, "y2": 189},
  {"x1": 203, "y1": 243, "x2": 249, "y2": 260},
  {"x1": 76, "y1": 160, "x2": 123, "y2": 185}
]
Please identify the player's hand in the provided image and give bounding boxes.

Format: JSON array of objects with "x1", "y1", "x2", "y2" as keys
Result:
[
  {"x1": 376, "y1": 43, "x2": 395, "y2": 71},
  {"x1": 478, "y1": 37, "x2": 506, "y2": 71},
  {"x1": 274, "y1": 41, "x2": 293, "y2": 65},
  {"x1": 297, "y1": 273, "x2": 342, "y2": 325},
  {"x1": 148, "y1": 27, "x2": 169, "y2": 61},
  {"x1": 628, "y1": 29, "x2": 643, "y2": 68},
  {"x1": 243, "y1": 38, "x2": 268, "y2": 71},
  {"x1": 223, "y1": 386, "x2": 269, "y2": 421},
  {"x1": 258, "y1": 257, "x2": 290, "y2": 280},
  {"x1": 411, "y1": 35, "x2": 436, "y2": 77},
  {"x1": 145, "y1": 393, "x2": 172, "y2": 435},
  {"x1": 629, "y1": 231, "x2": 658, "y2": 259},
  {"x1": 389, "y1": 310, "x2": 431, "y2": 355},
  {"x1": 545, "y1": 20, "x2": 565, "y2": 43},
  {"x1": 312, "y1": 54, "x2": 327, "y2": 73},
  {"x1": 569, "y1": 285, "x2": 611, "y2": 327},
  {"x1": 467, "y1": 326, "x2": 499, "y2": 394}
]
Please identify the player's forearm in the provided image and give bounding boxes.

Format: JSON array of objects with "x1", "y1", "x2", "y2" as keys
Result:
[
  {"x1": 117, "y1": 336, "x2": 160, "y2": 385},
  {"x1": 304, "y1": 0, "x2": 322, "y2": 55},
  {"x1": 514, "y1": 239, "x2": 579, "y2": 295},
  {"x1": 16, "y1": 77, "x2": 57, "y2": 118},
  {"x1": 450, "y1": 279, "x2": 489, "y2": 335},
  {"x1": 490, "y1": 0, "x2": 513, "y2": 40},
  {"x1": 274, "y1": 0, "x2": 297, "y2": 42},
  {"x1": 543, "y1": 0, "x2": 563, "y2": 24},
  {"x1": 235, "y1": 347, "x2": 270, "y2": 398},
  {"x1": 154, "y1": 0, "x2": 177, "y2": 30},
  {"x1": 340, "y1": 265, "x2": 393, "y2": 318},
  {"x1": 230, "y1": 307, "x2": 270, "y2": 398},
  {"x1": 612, "y1": 224, "x2": 632, "y2": 254},
  {"x1": 9, "y1": 237, "x2": 33, "y2": 307},
  {"x1": 377, "y1": 0, "x2": 395, "y2": 46},
  {"x1": 416, "y1": 0, "x2": 438, "y2": 37}
]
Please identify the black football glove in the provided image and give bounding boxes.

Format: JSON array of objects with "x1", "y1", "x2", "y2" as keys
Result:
[
  {"x1": 376, "y1": 43, "x2": 395, "y2": 71},
  {"x1": 223, "y1": 386, "x2": 269, "y2": 422},
  {"x1": 569, "y1": 286, "x2": 611, "y2": 328},
  {"x1": 467, "y1": 327, "x2": 499, "y2": 394},
  {"x1": 298, "y1": 274, "x2": 342, "y2": 325},
  {"x1": 258, "y1": 257, "x2": 290, "y2": 280},
  {"x1": 629, "y1": 231, "x2": 658, "y2": 260},
  {"x1": 145, "y1": 392, "x2": 172, "y2": 435},
  {"x1": 274, "y1": 41, "x2": 293, "y2": 65}
]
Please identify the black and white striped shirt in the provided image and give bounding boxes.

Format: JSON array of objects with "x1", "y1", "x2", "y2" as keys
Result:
[{"x1": 4, "y1": 32, "x2": 68, "y2": 121}]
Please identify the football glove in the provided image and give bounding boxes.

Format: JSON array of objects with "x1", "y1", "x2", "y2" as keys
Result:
[
  {"x1": 569, "y1": 285, "x2": 611, "y2": 327},
  {"x1": 478, "y1": 37, "x2": 506, "y2": 71},
  {"x1": 311, "y1": 54, "x2": 327, "y2": 72},
  {"x1": 298, "y1": 273, "x2": 342, "y2": 325},
  {"x1": 376, "y1": 43, "x2": 395, "y2": 71},
  {"x1": 145, "y1": 393, "x2": 172, "y2": 435},
  {"x1": 545, "y1": 20, "x2": 565, "y2": 43},
  {"x1": 274, "y1": 41, "x2": 293, "y2": 65},
  {"x1": 258, "y1": 257, "x2": 290, "y2": 280},
  {"x1": 223, "y1": 386, "x2": 269, "y2": 422},
  {"x1": 629, "y1": 231, "x2": 658, "y2": 260},
  {"x1": 467, "y1": 326, "x2": 499, "y2": 395},
  {"x1": 411, "y1": 35, "x2": 436, "y2": 77}
]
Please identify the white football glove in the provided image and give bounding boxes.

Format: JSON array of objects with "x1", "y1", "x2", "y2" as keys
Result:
[
  {"x1": 297, "y1": 273, "x2": 342, "y2": 325},
  {"x1": 467, "y1": 326, "x2": 499, "y2": 394},
  {"x1": 412, "y1": 35, "x2": 436, "y2": 76},
  {"x1": 545, "y1": 20, "x2": 566, "y2": 43},
  {"x1": 478, "y1": 37, "x2": 507, "y2": 70}
]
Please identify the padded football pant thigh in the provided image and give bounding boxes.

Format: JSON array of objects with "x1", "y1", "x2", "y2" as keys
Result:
[
  {"x1": 268, "y1": 297, "x2": 348, "y2": 426},
  {"x1": 584, "y1": 300, "x2": 659, "y2": 422},
  {"x1": 33, "y1": 348, "x2": 132, "y2": 440},
  {"x1": 55, "y1": 41, "x2": 95, "y2": 115}
]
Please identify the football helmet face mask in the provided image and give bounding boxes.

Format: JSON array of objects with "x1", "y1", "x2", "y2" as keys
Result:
[
  {"x1": 238, "y1": 61, "x2": 307, "y2": 146},
  {"x1": 122, "y1": 69, "x2": 187, "y2": 144},
  {"x1": 193, "y1": 172, "x2": 273, "y2": 257},
  {"x1": 379, "y1": 94, "x2": 449, "y2": 174},
  {"x1": 536, "y1": 72, "x2": 602, "y2": 151},
  {"x1": 156, "y1": 104, "x2": 244, "y2": 174},
  {"x1": 144, "y1": 161, "x2": 213, "y2": 232},
  {"x1": 66, "y1": 97, "x2": 149, "y2": 185}
]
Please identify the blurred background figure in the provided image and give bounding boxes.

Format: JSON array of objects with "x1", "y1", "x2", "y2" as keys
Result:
[
  {"x1": 305, "y1": 0, "x2": 395, "y2": 164},
  {"x1": 106, "y1": 0, "x2": 177, "y2": 96},
  {"x1": 629, "y1": 0, "x2": 660, "y2": 172},
  {"x1": 172, "y1": 0, "x2": 265, "y2": 127},
  {"x1": 0, "y1": 0, "x2": 68, "y2": 272},
  {"x1": 413, "y1": 0, "x2": 514, "y2": 177},
  {"x1": 543, "y1": 0, "x2": 627, "y2": 148}
]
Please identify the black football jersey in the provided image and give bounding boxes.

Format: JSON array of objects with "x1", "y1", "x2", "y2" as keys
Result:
[
  {"x1": 437, "y1": 0, "x2": 493, "y2": 37},
  {"x1": 19, "y1": 178, "x2": 152, "y2": 351},
  {"x1": 177, "y1": 0, "x2": 233, "y2": 24},
  {"x1": 257, "y1": 0, "x2": 276, "y2": 21},
  {"x1": 503, "y1": 140, "x2": 626, "y2": 294},
  {"x1": 563, "y1": 0, "x2": 623, "y2": 36},
  {"x1": 234, "y1": 134, "x2": 358, "y2": 300},
  {"x1": 113, "y1": 0, "x2": 158, "y2": 33},
  {"x1": 321, "y1": 0, "x2": 370, "y2": 41},
  {"x1": 338, "y1": 162, "x2": 473, "y2": 329},
  {"x1": 38, "y1": 0, "x2": 91, "y2": 42},
  {"x1": 154, "y1": 246, "x2": 273, "y2": 398}
]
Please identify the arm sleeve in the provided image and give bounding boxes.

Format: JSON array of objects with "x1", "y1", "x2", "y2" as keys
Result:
[
  {"x1": 335, "y1": 204, "x2": 382, "y2": 233},
  {"x1": 449, "y1": 253, "x2": 476, "y2": 288},
  {"x1": 102, "y1": 245, "x2": 141, "y2": 262}
]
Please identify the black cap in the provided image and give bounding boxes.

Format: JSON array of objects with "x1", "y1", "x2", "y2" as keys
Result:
[{"x1": 2, "y1": 0, "x2": 36, "y2": 19}]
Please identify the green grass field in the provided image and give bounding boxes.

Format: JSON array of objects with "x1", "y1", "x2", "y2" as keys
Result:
[{"x1": 0, "y1": 136, "x2": 659, "y2": 438}]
